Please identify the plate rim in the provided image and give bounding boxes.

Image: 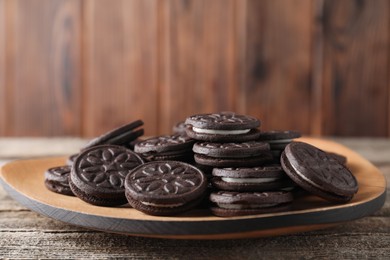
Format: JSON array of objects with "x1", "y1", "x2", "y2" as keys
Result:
[{"x1": 0, "y1": 138, "x2": 387, "y2": 239}]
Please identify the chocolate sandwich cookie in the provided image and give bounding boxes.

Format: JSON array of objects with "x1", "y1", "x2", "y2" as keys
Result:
[
  {"x1": 185, "y1": 112, "x2": 261, "y2": 142},
  {"x1": 210, "y1": 191, "x2": 293, "y2": 217},
  {"x1": 82, "y1": 120, "x2": 144, "y2": 150},
  {"x1": 44, "y1": 165, "x2": 74, "y2": 196},
  {"x1": 193, "y1": 141, "x2": 272, "y2": 168},
  {"x1": 125, "y1": 161, "x2": 208, "y2": 216},
  {"x1": 211, "y1": 165, "x2": 294, "y2": 192},
  {"x1": 281, "y1": 142, "x2": 358, "y2": 202},
  {"x1": 70, "y1": 145, "x2": 144, "y2": 206},
  {"x1": 134, "y1": 134, "x2": 195, "y2": 162}
]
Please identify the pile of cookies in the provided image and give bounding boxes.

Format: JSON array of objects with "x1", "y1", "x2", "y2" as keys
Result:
[
  {"x1": 183, "y1": 113, "x2": 296, "y2": 216},
  {"x1": 44, "y1": 112, "x2": 359, "y2": 217}
]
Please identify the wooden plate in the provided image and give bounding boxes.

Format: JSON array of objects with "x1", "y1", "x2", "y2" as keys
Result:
[{"x1": 0, "y1": 138, "x2": 386, "y2": 239}]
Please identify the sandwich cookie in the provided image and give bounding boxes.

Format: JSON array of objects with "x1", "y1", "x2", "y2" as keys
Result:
[
  {"x1": 210, "y1": 191, "x2": 293, "y2": 217},
  {"x1": 70, "y1": 145, "x2": 144, "y2": 206},
  {"x1": 211, "y1": 165, "x2": 294, "y2": 192},
  {"x1": 281, "y1": 142, "x2": 358, "y2": 202},
  {"x1": 82, "y1": 120, "x2": 144, "y2": 150},
  {"x1": 125, "y1": 161, "x2": 208, "y2": 216},
  {"x1": 193, "y1": 141, "x2": 272, "y2": 168},
  {"x1": 44, "y1": 165, "x2": 74, "y2": 196},
  {"x1": 134, "y1": 134, "x2": 195, "y2": 162},
  {"x1": 185, "y1": 112, "x2": 261, "y2": 142}
]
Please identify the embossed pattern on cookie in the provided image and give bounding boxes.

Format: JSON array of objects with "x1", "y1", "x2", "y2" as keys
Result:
[
  {"x1": 281, "y1": 141, "x2": 358, "y2": 202},
  {"x1": 70, "y1": 145, "x2": 144, "y2": 206},
  {"x1": 76, "y1": 146, "x2": 144, "y2": 190},
  {"x1": 134, "y1": 134, "x2": 195, "y2": 153},
  {"x1": 125, "y1": 161, "x2": 208, "y2": 216},
  {"x1": 185, "y1": 112, "x2": 260, "y2": 130}
]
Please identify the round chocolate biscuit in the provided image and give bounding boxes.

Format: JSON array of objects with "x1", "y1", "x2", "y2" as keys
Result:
[
  {"x1": 194, "y1": 153, "x2": 272, "y2": 168},
  {"x1": 193, "y1": 141, "x2": 270, "y2": 158},
  {"x1": 185, "y1": 112, "x2": 260, "y2": 130},
  {"x1": 281, "y1": 142, "x2": 358, "y2": 202},
  {"x1": 70, "y1": 145, "x2": 144, "y2": 206},
  {"x1": 125, "y1": 161, "x2": 207, "y2": 216},
  {"x1": 44, "y1": 165, "x2": 74, "y2": 196},
  {"x1": 83, "y1": 120, "x2": 144, "y2": 150},
  {"x1": 211, "y1": 165, "x2": 293, "y2": 192},
  {"x1": 210, "y1": 191, "x2": 293, "y2": 217},
  {"x1": 134, "y1": 134, "x2": 195, "y2": 154},
  {"x1": 185, "y1": 112, "x2": 261, "y2": 142}
]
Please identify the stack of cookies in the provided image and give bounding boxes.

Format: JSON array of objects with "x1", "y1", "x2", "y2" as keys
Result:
[{"x1": 184, "y1": 112, "x2": 295, "y2": 217}]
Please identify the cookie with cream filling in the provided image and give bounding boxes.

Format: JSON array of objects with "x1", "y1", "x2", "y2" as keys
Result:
[
  {"x1": 185, "y1": 112, "x2": 261, "y2": 142},
  {"x1": 211, "y1": 165, "x2": 295, "y2": 192}
]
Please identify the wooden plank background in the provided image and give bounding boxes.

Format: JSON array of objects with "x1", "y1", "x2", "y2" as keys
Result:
[{"x1": 0, "y1": 0, "x2": 389, "y2": 137}]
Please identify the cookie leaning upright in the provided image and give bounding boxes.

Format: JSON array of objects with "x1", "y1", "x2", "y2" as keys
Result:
[
  {"x1": 82, "y1": 120, "x2": 144, "y2": 151},
  {"x1": 281, "y1": 142, "x2": 358, "y2": 202},
  {"x1": 185, "y1": 112, "x2": 261, "y2": 142}
]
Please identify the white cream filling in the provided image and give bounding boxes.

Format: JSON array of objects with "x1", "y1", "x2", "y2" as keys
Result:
[
  {"x1": 221, "y1": 177, "x2": 280, "y2": 183},
  {"x1": 192, "y1": 127, "x2": 250, "y2": 135},
  {"x1": 217, "y1": 203, "x2": 278, "y2": 209},
  {"x1": 141, "y1": 201, "x2": 184, "y2": 208},
  {"x1": 267, "y1": 139, "x2": 293, "y2": 144}
]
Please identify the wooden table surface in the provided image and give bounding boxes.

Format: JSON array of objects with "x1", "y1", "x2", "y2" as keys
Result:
[{"x1": 0, "y1": 138, "x2": 389, "y2": 259}]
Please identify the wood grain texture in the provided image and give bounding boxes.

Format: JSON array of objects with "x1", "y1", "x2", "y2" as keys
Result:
[
  {"x1": 241, "y1": 0, "x2": 314, "y2": 134},
  {"x1": 3, "y1": 0, "x2": 82, "y2": 136},
  {"x1": 159, "y1": 0, "x2": 239, "y2": 134},
  {"x1": 83, "y1": 0, "x2": 158, "y2": 137},
  {"x1": 321, "y1": 0, "x2": 389, "y2": 136},
  {"x1": 1, "y1": 0, "x2": 390, "y2": 137},
  {"x1": 0, "y1": 138, "x2": 389, "y2": 258}
]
